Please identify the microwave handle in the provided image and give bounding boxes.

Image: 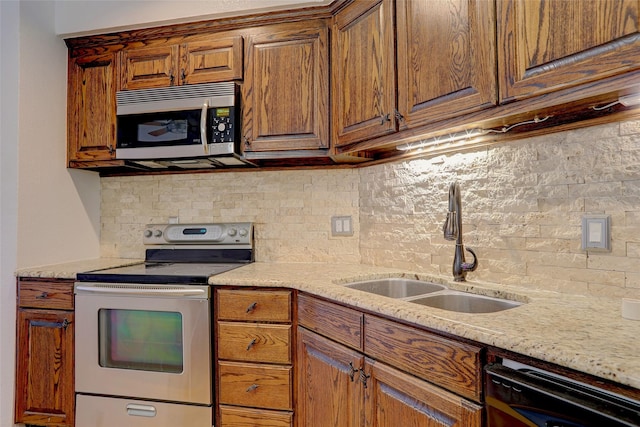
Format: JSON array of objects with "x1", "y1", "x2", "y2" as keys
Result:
[{"x1": 200, "y1": 101, "x2": 209, "y2": 154}]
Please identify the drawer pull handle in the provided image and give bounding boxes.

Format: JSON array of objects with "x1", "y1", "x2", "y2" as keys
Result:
[
  {"x1": 348, "y1": 362, "x2": 359, "y2": 382},
  {"x1": 246, "y1": 302, "x2": 258, "y2": 313},
  {"x1": 246, "y1": 384, "x2": 259, "y2": 393},
  {"x1": 36, "y1": 292, "x2": 49, "y2": 299},
  {"x1": 246, "y1": 338, "x2": 257, "y2": 351}
]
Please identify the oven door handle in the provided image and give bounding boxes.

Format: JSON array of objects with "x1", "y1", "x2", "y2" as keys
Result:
[
  {"x1": 75, "y1": 285, "x2": 207, "y2": 297},
  {"x1": 126, "y1": 403, "x2": 157, "y2": 418}
]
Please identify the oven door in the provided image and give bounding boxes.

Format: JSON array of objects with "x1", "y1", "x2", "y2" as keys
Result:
[{"x1": 74, "y1": 283, "x2": 212, "y2": 405}]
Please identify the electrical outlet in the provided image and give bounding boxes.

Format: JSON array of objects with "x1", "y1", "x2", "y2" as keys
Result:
[{"x1": 331, "y1": 216, "x2": 353, "y2": 236}]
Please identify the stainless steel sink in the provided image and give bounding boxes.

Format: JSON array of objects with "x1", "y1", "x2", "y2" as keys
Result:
[
  {"x1": 409, "y1": 292, "x2": 522, "y2": 313},
  {"x1": 344, "y1": 278, "x2": 446, "y2": 298}
]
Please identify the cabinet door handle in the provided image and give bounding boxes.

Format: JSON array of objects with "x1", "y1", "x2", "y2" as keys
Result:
[
  {"x1": 246, "y1": 384, "x2": 259, "y2": 393},
  {"x1": 380, "y1": 113, "x2": 391, "y2": 125},
  {"x1": 348, "y1": 362, "x2": 359, "y2": 382},
  {"x1": 31, "y1": 318, "x2": 69, "y2": 330},
  {"x1": 246, "y1": 338, "x2": 257, "y2": 351},
  {"x1": 359, "y1": 369, "x2": 371, "y2": 388},
  {"x1": 394, "y1": 109, "x2": 404, "y2": 123},
  {"x1": 181, "y1": 68, "x2": 186, "y2": 83},
  {"x1": 246, "y1": 302, "x2": 258, "y2": 313},
  {"x1": 169, "y1": 73, "x2": 175, "y2": 85},
  {"x1": 35, "y1": 291, "x2": 49, "y2": 299}
]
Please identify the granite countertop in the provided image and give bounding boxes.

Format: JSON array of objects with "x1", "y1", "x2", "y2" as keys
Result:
[
  {"x1": 15, "y1": 259, "x2": 640, "y2": 390},
  {"x1": 210, "y1": 262, "x2": 640, "y2": 390},
  {"x1": 15, "y1": 258, "x2": 144, "y2": 279}
]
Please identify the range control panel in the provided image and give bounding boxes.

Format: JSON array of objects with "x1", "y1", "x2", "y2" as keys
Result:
[{"x1": 143, "y1": 222, "x2": 253, "y2": 246}]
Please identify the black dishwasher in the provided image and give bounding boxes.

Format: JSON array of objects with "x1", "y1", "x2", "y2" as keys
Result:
[{"x1": 485, "y1": 361, "x2": 640, "y2": 427}]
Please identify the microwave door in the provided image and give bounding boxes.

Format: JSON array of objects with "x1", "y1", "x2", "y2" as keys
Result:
[{"x1": 116, "y1": 110, "x2": 209, "y2": 159}]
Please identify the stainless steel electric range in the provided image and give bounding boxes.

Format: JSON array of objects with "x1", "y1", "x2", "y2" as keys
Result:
[{"x1": 74, "y1": 222, "x2": 253, "y2": 427}]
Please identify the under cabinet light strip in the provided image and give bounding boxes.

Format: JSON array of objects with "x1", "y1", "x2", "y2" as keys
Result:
[{"x1": 396, "y1": 128, "x2": 488, "y2": 151}]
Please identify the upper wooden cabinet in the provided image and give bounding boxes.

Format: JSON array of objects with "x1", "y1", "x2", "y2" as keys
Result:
[
  {"x1": 67, "y1": 52, "x2": 117, "y2": 163},
  {"x1": 332, "y1": 0, "x2": 396, "y2": 148},
  {"x1": 120, "y1": 35, "x2": 243, "y2": 90},
  {"x1": 332, "y1": 0, "x2": 498, "y2": 148},
  {"x1": 498, "y1": 0, "x2": 640, "y2": 103},
  {"x1": 396, "y1": 0, "x2": 497, "y2": 129},
  {"x1": 242, "y1": 20, "x2": 330, "y2": 152}
]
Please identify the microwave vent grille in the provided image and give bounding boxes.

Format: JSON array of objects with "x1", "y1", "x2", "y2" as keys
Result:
[{"x1": 117, "y1": 82, "x2": 237, "y2": 114}]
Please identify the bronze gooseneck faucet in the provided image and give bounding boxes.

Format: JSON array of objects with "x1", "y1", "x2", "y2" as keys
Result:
[{"x1": 443, "y1": 182, "x2": 477, "y2": 281}]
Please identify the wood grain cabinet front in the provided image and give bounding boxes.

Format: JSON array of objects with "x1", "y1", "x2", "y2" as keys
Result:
[
  {"x1": 215, "y1": 288, "x2": 294, "y2": 427},
  {"x1": 242, "y1": 20, "x2": 330, "y2": 153},
  {"x1": 498, "y1": 0, "x2": 640, "y2": 102},
  {"x1": 296, "y1": 293, "x2": 483, "y2": 427},
  {"x1": 14, "y1": 279, "x2": 75, "y2": 427},
  {"x1": 67, "y1": 52, "x2": 117, "y2": 164},
  {"x1": 120, "y1": 34, "x2": 243, "y2": 90}
]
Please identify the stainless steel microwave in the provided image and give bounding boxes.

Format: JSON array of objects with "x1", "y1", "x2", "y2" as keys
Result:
[{"x1": 116, "y1": 82, "x2": 253, "y2": 168}]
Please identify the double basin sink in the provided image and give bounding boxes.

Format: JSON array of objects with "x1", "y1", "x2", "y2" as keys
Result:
[{"x1": 344, "y1": 278, "x2": 522, "y2": 313}]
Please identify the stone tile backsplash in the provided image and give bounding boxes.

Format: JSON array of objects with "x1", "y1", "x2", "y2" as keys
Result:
[{"x1": 102, "y1": 119, "x2": 640, "y2": 298}]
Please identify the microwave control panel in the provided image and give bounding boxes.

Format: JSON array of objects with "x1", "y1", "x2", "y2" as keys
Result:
[{"x1": 209, "y1": 107, "x2": 238, "y2": 143}]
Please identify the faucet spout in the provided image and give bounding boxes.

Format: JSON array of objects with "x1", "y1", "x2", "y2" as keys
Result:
[{"x1": 443, "y1": 182, "x2": 478, "y2": 281}]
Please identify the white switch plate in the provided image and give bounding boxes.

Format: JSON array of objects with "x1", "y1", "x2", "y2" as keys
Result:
[
  {"x1": 331, "y1": 216, "x2": 353, "y2": 236},
  {"x1": 581, "y1": 214, "x2": 610, "y2": 251}
]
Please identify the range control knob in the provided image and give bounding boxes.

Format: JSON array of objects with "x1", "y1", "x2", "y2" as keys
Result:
[
  {"x1": 227, "y1": 228, "x2": 238, "y2": 237},
  {"x1": 239, "y1": 228, "x2": 248, "y2": 237},
  {"x1": 154, "y1": 230, "x2": 163, "y2": 238},
  {"x1": 144, "y1": 229, "x2": 153, "y2": 238}
]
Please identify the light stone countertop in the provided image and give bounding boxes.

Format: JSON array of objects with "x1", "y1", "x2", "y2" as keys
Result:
[
  {"x1": 209, "y1": 262, "x2": 640, "y2": 390},
  {"x1": 15, "y1": 259, "x2": 640, "y2": 391},
  {"x1": 15, "y1": 258, "x2": 144, "y2": 279}
]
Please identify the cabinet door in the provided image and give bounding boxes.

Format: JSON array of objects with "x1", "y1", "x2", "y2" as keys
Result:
[
  {"x1": 498, "y1": 0, "x2": 640, "y2": 102},
  {"x1": 332, "y1": 0, "x2": 396, "y2": 148},
  {"x1": 396, "y1": 0, "x2": 497, "y2": 129},
  {"x1": 15, "y1": 309, "x2": 74, "y2": 427},
  {"x1": 120, "y1": 44, "x2": 179, "y2": 89},
  {"x1": 67, "y1": 53, "x2": 117, "y2": 162},
  {"x1": 364, "y1": 359, "x2": 482, "y2": 427},
  {"x1": 297, "y1": 328, "x2": 364, "y2": 427},
  {"x1": 243, "y1": 21, "x2": 330, "y2": 152},
  {"x1": 181, "y1": 36, "x2": 243, "y2": 85}
]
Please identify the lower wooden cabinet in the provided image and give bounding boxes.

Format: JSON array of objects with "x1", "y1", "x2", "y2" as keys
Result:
[
  {"x1": 297, "y1": 327, "x2": 482, "y2": 427},
  {"x1": 15, "y1": 279, "x2": 75, "y2": 427},
  {"x1": 297, "y1": 293, "x2": 483, "y2": 427},
  {"x1": 215, "y1": 288, "x2": 294, "y2": 427},
  {"x1": 297, "y1": 328, "x2": 365, "y2": 427}
]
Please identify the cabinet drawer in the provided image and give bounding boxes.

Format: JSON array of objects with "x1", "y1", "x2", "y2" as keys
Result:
[
  {"x1": 217, "y1": 289, "x2": 291, "y2": 322},
  {"x1": 298, "y1": 293, "x2": 363, "y2": 350},
  {"x1": 18, "y1": 280, "x2": 74, "y2": 310},
  {"x1": 218, "y1": 361, "x2": 292, "y2": 410},
  {"x1": 364, "y1": 315, "x2": 483, "y2": 402},
  {"x1": 220, "y1": 405, "x2": 293, "y2": 427},
  {"x1": 218, "y1": 322, "x2": 291, "y2": 364}
]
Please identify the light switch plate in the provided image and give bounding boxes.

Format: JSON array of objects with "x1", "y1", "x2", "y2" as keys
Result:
[
  {"x1": 331, "y1": 216, "x2": 353, "y2": 236},
  {"x1": 581, "y1": 214, "x2": 610, "y2": 251}
]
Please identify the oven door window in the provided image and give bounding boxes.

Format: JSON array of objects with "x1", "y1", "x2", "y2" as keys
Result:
[{"x1": 98, "y1": 309, "x2": 183, "y2": 373}]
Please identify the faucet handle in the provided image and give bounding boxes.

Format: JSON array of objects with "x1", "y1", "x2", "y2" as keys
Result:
[
  {"x1": 461, "y1": 247, "x2": 478, "y2": 272},
  {"x1": 443, "y1": 211, "x2": 458, "y2": 241}
]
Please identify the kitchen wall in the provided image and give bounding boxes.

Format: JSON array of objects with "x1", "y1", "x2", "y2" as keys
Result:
[
  {"x1": 101, "y1": 169, "x2": 361, "y2": 263},
  {"x1": 103, "y1": 119, "x2": 640, "y2": 299}
]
